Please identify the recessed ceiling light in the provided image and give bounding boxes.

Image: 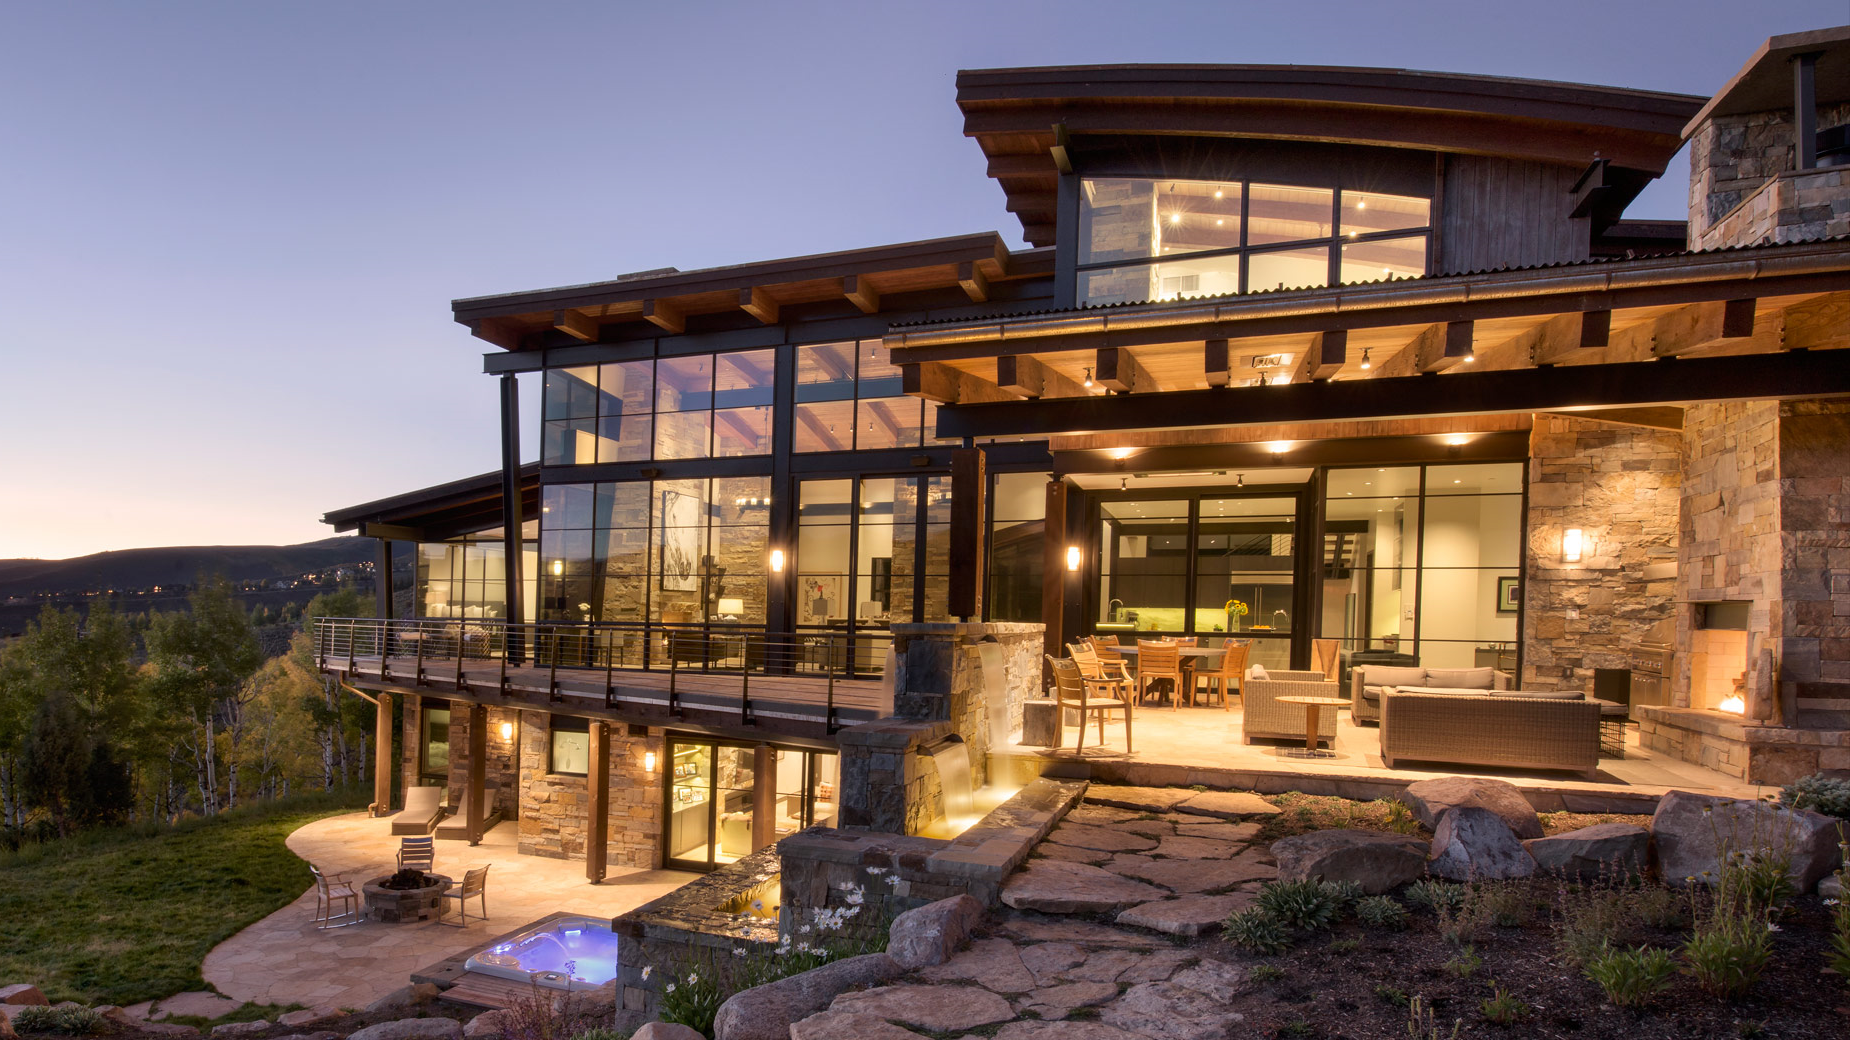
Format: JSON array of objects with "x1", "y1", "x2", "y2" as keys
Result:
[{"x1": 1170, "y1": 213, "x2": 1182, "y2": 225}]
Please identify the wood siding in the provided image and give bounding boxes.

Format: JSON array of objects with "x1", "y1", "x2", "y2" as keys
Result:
[{"x1": 1439, "y1": 157, "x2": 1590, "y2": 275}]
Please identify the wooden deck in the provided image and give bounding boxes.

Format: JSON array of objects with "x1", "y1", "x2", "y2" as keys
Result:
[{"x1": 328, "y1": 654, "x2": 890, "y2": 740}]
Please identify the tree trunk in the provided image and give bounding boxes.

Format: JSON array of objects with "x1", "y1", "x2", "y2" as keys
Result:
[
  {"x1": 0, "y1": 754, "x2": 19, "y2": 831},
  {"x1": 223, "y1": 699, "x2": 243, "y2": 811}
]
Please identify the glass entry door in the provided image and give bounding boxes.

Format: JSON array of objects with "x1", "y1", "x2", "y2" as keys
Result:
[{"x1": 663, "y1": 736, "x2": 841, "y2": 872}]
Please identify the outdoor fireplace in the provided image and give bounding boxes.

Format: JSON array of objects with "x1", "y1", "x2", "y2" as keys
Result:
[{"x1": 1688, "y1": 602, "x2": 1750, "y2": 716}]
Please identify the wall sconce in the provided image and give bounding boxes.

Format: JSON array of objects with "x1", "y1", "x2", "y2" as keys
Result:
[
  {"x1": 1562, "y1": 528, "x2": 1584, "y2": 563},
  {"x1": 499, "y1": 721, "x2": 514, "y2": 742},
  {"x1": 643, "y1": 751, "x2": 658, "y2": 773},
  {"x1": 1065, "y1": 545, "x2": 1082, "y2": 572},
  {"x1": 768, "y1": 548, "x2": 785, "y2": 573},
  {"x1": 1267, "y1": 441, "x2": 1291, "y2": 455},
  {"x1": 550, "y1": 559, "x2": 564, "y2": 577}
]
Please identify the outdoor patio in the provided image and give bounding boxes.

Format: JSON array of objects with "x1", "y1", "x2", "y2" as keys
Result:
[
  {"x1": 995, "y1": 704, "x2": 1763, "y2": 808},
  {"x1": 199, "y1": 812, "x2": 698, "y2": 1010}
]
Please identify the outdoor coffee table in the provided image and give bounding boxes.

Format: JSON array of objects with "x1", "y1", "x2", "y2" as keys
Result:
[{"x1": 1275, "y1": 695, "x2": 1347, "y2": 758}]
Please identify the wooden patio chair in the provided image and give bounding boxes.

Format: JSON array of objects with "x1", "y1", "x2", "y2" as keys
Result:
[
  {"x1": 1134, "y1": 639, "x2": 1184, "y2": 708},
  {"x1": 1312, "y1": 638, "x2": 1342, "y2": 682},
  {"x1": 1046, "y1": 654, "x2": 1132, "y2": 753},
  {"x1": 1193, "y1": 641, "x2": 1251, "y2": 711},
  {"x1": 309, "y1": 864, "x2": 361, "y2": 929},
  {"x1": 397, "y1": 835, "x2": 435, "y2": 873},
  {"x1": 1080, "y1": 638, "x2": 1134, "y2": 686},
  {"x1": 440, "y1": 864, "x2": 491, "y2": 925}
]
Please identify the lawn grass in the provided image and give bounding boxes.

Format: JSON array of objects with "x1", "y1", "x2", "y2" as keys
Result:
[{"x1": 0, "y1": 788, "x2": 368, "y2": 1006}]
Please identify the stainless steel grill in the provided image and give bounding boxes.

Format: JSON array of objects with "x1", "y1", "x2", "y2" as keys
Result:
[{"x1": 1629, "y1": 640, "x2": 1673, "y2": 722}]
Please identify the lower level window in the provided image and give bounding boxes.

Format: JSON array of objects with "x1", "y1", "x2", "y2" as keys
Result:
[{"x1": 550, "y1": 717, "x2": 590, "y2": 775}]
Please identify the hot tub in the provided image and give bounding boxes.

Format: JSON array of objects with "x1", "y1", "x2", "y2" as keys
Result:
[{"x1": 464, "y1": 916, "x2": 620, "y2": 990}]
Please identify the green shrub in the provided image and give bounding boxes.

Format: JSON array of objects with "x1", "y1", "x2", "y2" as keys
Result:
[
  {"x1": 1583, "y1": 945, "x2": 1677, "y2": 1008},
  {"x1": 1681, "y1": 911, "x2": 1773, "y2": 1000},
  {"x1": 1442, "y1": 946, "x2": 1482, "y2": 979},
  {"x1": 1404, "y1": 879, "x2": 1466, "y2": 913},
  {"x1": 1255, "y1": 879, "x2": 1340, "y2": 931},
  {"x1": 1554, "y1": 888, "x2": 1632, "y2": 968},
  {"x1": 1372, "y1": 983, "x2": 1409, "y2": 1007},
  {"x1": 1779, "y1": 773, "x2": 1850, "y2": 821},
  {"x1": 1479, "y1": 983, "x2": 1529, "y2": 1026},
  {"x1": 1223, "y1": 907, "x2": 1292, "y2": 955},
  {"x1": 10, "y1": 1007, "x2": 104, "y2": 1035},
  {"x1": 657, "y1": 969, "x2": 724, "y2": 1038},
  {"x1": 1628, "y1": 885, "x2": 1688, "y2": 931},
  {"x1": 1248, "y1": 963, "x2": 1285, "y2": 983},
  {"x1": 1376, "y1": 798, "x2": 1420, "y2": 835},
  {"x1": 1354, "y1": 895, "x2": 1408, "y2": 930},
  {"x1": 1323, "y1": 879, "x2": 1365, "y2": 910}
]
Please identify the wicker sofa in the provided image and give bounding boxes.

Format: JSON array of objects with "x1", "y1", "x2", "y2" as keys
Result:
[
  {"x1": 1378, "y1": 689, "x2": 1602, "y2": 780},
  {"x1": 1350, "y1": 664, "x2": 1511, "y2": 723},
  {"x1": 1241, "y1": 669, "x2": 1342, "y2": 746}
]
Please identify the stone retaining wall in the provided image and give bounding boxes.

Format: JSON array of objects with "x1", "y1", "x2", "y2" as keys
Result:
[{"x1": 610, "y1": 847, "x2": 781, "y2": 1026}]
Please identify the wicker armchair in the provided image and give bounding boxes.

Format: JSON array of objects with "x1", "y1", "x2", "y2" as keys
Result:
[{"x1": 1241, "y1": 669, "x2": 1342, "y2": 745}]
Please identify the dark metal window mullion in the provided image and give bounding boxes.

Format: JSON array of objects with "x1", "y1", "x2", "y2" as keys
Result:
[
  {"x1": 1328, "y1": 190, "x2": 1343, "y2": 287},
  {"x1": 1410, "y1": 467, "x2": 1428, "y2": 660},
  {"x1": 1182, "y1": 496, "x2": 1200, "y2": 639},
  {"x1": 913, "y1": 475, "x2": 929, "y2": 621}
]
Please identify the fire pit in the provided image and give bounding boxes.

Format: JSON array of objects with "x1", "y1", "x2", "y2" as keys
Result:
[{"x1": 363, "y1": 868, "x2": 450, "y2": 923}]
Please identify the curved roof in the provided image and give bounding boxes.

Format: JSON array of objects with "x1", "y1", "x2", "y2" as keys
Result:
[{"x1": 957, "y1": 63, "x2": 1705, "y2": 246}]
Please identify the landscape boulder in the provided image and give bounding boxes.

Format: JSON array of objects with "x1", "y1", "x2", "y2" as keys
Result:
[
  {"x1": 364, "y1": 984, "x2": 439, "y2": 1014},
  {"x1": 1821, "y1": 874, "x2": 1844, "y2": 900},
  {"x1": 711, "y1": 952, "x2": 901, "y2": 1040},
  {"x1": 1000, "y1": 860, "x2": 1167, "y2": 913},
  {"x1": 91, "y1": 1007, "x2": 133, "y2": 1026},
  {"x1": 461, "y1": 1011, "x2": 511, "y2": 1039},
  {"x1": 1428, "y1": 807, "x2": 1535, "y2": 880},
  {"x1": 277, "y1": 1008, "x2": 346, "y2": 1030},
  {"x1": 885, "y1": 894, "x2": 983, "y2": 970},
  {"x1": 1400, "y1": 777, "x2": 1542, "y2": 839},
  {"x1": 828, "y1": 984, "x2": 1014, "y2": 1032},
  {"x1": 210, "y1": 1020, "x2": 271, "y2": 1038},
  {"x1": 0, "y1": 988, "x2": 45, "y2": 1008},
  {"x1": 630, "y1": 1024, "x2": 707, "y2": 1040},
  {"x1": 347, "y1": 1019, "x2": 463, "y2": 1040},
  {"x1": 1652, "y1": 790, "x2": 1843, "y2": 892},
  {"x1": 788, "y1": 1012, "x2": 925, "y2": 1040},
  {"x1": 1523, "y1": 822, "x2": 1649, "y2": 879},
  {"x1": 1269, "y1": 829, "x2": 1429, "y2": 893}
]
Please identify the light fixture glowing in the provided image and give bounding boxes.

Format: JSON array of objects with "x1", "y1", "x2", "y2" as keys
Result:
[
  {"x1": 1562, "y1": 528, "x2": 1584, "y2": 563},
  {"x1": 1109, "y1": 447, "x2": 1135, "y2": 460},
  {"x1": 1463, "y1": 352, "x2": 1476, "y2": 363},
  {"x1": 643, "y1": 751, "x2": 658, "y2": 772},
  {"x1": 1083, "y1": 366, "x2": 1093, "y2": 388},
  {"x1": 551, "y1": 559, "x2": 564, "y2": 577},
  {"x1": 768, "y1": 548, "x2": 785, "y2": 573},
  {"x1": 499, "y1": 721, "x2": 514, "y2": 741},
  {"x1": 1213, "y1": 189, "x2": 1223, "y2": 199},
  {"x1": 1359, "y1": 348, "x2": 1372, "y2": 370},
  {"x1": 1445, "y1": 435, "x2": 1469, "y2": 447},
  {"x1": 1169, "y1": 212, "x2": 1182, "y2": 225},
  {"x1": 1215, "y1": 218, "x2": 1224, "y2": 226},
  {"x1": 1267, "y1": 441, "x2": 1291, "y2": 454},
  {"x1": 1066, "y1": 545, "x2": 1082, "y2": 572},
  {"x1": 1356, "y1": 200, "x2": 1367, "y2": 210}
]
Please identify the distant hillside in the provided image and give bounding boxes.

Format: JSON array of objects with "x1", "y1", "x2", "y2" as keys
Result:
[{"x1": 0, "y1": 537, "x2": 377, "y2": 599}]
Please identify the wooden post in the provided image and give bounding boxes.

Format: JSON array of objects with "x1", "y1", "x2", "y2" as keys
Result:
[
  {"x1": 586, "y1": 721, "x2": 609, "y2": 883},
  {"x1": 1042, "y1": 480, "x2": 1068, "y2": 673},
  {"x1": 751, "y1": 744, "x2": 777, "y2": 852},
  {"x1": 466, "y1": 703, "x2": 487, "y2": 845},
  {"x1": 373, "y1": 692, "x2": 393, "y2": 816},
  {"x1": 949, "y1": 448, "x2": 987, "y2": 620}
]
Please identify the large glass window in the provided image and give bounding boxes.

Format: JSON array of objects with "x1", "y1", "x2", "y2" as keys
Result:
[
  {"x1": 793, "y1": 340, "x2": 929, "y2": 452},
  {"x1": 420, "y1": 703, "x2": 450, "y2": 783},
  {"x1": 542, "y1": 351, "x2": 770, "y2": 465},
  {"x1": 549, "y1": 716, "x2": 590, "y2": 776},
  {"x1": 1078, "y1": 176, "x2": 1429, "y2": 305},
  {"x1": 665, "y1": 737, "x2": 840, "y2": 872},
  {"x1": 417, "y1": 535, "x2": 508, "y2": 620},
  {"x1": 988, "y1": 472, "x2": 1049, "y2": 623}
]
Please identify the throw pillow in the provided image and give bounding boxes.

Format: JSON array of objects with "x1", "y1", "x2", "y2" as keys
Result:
[
  {"x1": 1427, "y1": 666, "x2": 1496, "y2": 689},
  {"x1": 1248, "y1": 664, "x2": 1269, "y2": 681},
  {"x1": 1361, "y1": 664, "x2": 1426, "y2": 689}
]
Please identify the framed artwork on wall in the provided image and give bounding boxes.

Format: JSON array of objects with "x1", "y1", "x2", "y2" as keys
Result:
[
  {"x1": 1496, "y1": 576, "x2": 1520, "y2": 615},
  {"x1": 798, "y1": 575, "x2": 843, "y2": 624},
  {"x1": 659, "y1": 490, "x2": 700, "y2": 591}
]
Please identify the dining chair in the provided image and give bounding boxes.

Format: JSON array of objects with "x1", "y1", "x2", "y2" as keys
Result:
[
  {"x1": 1195, "y1": 641, "x2": 1251, "y2": 710},
  {"x1": 1046, "y1": 654, "x2": 1133, "y2": 753},
  {"x1": 1134, "y1": 639, "x2": 1184, "y2": 709},
  {"x1": 1069, "y1": 642, "x2": 1132, "y2": 698},
  {"x1": 1084, "y1": 636, "x2": 1135, "y2": 685}
]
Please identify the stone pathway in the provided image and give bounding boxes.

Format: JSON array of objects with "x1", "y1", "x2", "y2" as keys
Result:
[{"x1": 792, "y1": 788, "x2": 1285, "y2": 1040}]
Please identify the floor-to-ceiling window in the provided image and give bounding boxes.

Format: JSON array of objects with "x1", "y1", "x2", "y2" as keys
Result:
[
  {"x1": 664, "y1": 736, "x2": 839, "y2": 871},
  {"x1": 988, "y1": 472, "x2": 1050, "y2": 622}
]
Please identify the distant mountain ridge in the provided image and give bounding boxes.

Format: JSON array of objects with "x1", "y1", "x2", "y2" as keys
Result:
[{"x1": 0, "y1": 537, "x2": 376, "y2": 599}]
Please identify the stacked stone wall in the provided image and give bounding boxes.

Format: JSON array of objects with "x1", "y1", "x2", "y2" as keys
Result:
[
  {"x1": 1522, "y1": 416, "x2": 1682, "y2": 692},
  {"x1": 516, "y1": 710, "x2": 663, "y2": 869},
  {"x1": 444, "y1": 701, "x2": 520, "y2": 818},
  {"x1": 1688, "y1": 102, "x2": 1850, "y2": 246},
  {"x1": 1776, "y1": 399, "x2": 1850, "y2": 729}
]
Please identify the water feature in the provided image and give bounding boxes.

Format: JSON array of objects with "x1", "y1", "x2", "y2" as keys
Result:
[{"x1": 926, "y1": 736, "x2": 974, "y2": 822}]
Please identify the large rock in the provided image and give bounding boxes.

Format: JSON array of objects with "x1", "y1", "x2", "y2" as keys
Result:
[
  {"x1": 1428, "y1": 807, "x2": 1536, "y2": 881},
  {"x1": 155, "y1": 993, "x2": 241, "y2": 1020},
  {"x1": 711, "y1": 952, "x2": 901, "y2": 1040},
  {"x1": 788, "y1": 1013, "x2": 923, "y2": 1040},
  {"x1": 211, "y1": 1021, "x2": 271, "y2": 1038},
  {"x1": 1117, "y1": 890, "x2": 1257, "y2": 936},
  {"x1": 347, "y1": 1019, "x2": 463, "y2": 1040},
  {"x1": 1084, "y1": 786, "x2": 1196, "y2": 812},
  {"x1": 995, "y1": 1023, "x2": 1143, "y2": 1040},
  {"x1": 364, "y1": 983, "x2": 439, "y2": 1014},
  {"x1": 91, "y1": 1006, "x2": 133, "y2": 1026},
  {"x1": 1000, "y1": 860, "x2": 1167, "y2": 913},
  {"x1": 828, "y1": 984, "x2": 1013, "y2": 1032},
  {"x1": 461, "y1": 1010, "x2": 510, "y2": 1039},
  {"x1": 1822, "y1": 875, "x2": 1844, "y2": 900},
  {"x1": 1101, "y1": 961, "x2": 1248, "y2": 1040},
  {"x1": 1400, "y1": 777, "x2": 1542, "y2": 839},
  {"x1": 917, "y1": 938, "x2": 1036, "y2": 992},
  {"x1": 0, "y1": 988, "x2": 45, "y2": 1008},
  {"x1": 1153, "y1": 835, "x2": 1246, "y2": 859},
  {"x1": 630, "y1": 1025, "x2": 705, "y2": 1040},
  {"x1": 278, "y1": 1008, "x2": 346, "y2": 1030},
  {"x1": 1524, "y1": 823, "x2": 1650, "y2": 879},
  {"x1": 1270, "y1": 829, "x2": 1429, "y2": 894},
  {"x1": 885, "y1": 894, "x2": 982, "y2": 970},
  {"x1": 1019, "y1": 981, "x2": 1119, "y2": 1019},
  {"x1": 1653, "y1": 790, "x2": 1844, "y2": 892}
]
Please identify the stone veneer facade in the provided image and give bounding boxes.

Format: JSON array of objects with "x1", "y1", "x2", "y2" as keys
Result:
[
  {"x1": 1521, "y1": 415, "x2": 1682, "y2": 692},
  {"x1": 516, "y1": 710, "x2": 664, "y2": 869},
  {"x1": 1688, "y1": 101, "x2": 1850, "y2": 248}
]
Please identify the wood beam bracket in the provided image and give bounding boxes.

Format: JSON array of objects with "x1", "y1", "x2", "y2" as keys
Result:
[
  {"x1": 1294, "y1": 331, "x2": 1347, "y2": 382},
  {"x1": 739, "y1": 286, "x2": 779, "y2": 324},
  {"x1": 902, "y1": 361, "x2": 1016, "y2": 405},
  {"x1": 1095, "y1": 346, "x2": 1152, "y2": 393},
  {"x1": 844, "y1": 275, "x2": 880, "y2": 314},
  {"x1": 1652, "y1": 298, "x2": 1757, "y2": 357},
  {"x1": 552, "y1": 309, "x2": 599, "y2": 343},
  {"x1": 997, "y1": 354, "x2": 1088, "y2": 399},
  {"x1": 643, "y1": 298, "x2": 685, "y2": 335},
  {"x1": 1205, "y1": 339, "x2": 1231, "y2": 387},
  {"x1": 957, "y1": 261, "x2": 989, "y2": 303}
]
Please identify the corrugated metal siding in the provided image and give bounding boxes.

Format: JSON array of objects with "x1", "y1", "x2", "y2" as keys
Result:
[{"x1": 1439, "y1": 156, "x2": 1590, "y2": 275}]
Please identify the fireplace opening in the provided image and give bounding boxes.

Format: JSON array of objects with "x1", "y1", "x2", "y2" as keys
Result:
[{"x1": 1690, "y1": 601, "x2": 1749, "y2": 715}]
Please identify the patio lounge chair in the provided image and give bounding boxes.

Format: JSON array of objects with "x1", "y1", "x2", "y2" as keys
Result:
[
  {"x1": 392, "y1": 785, "x2": 445, "y2": 835},
  {"x1": 398, "y1": 835, "x2": 435, "y2": 873},
  {"x1": 440, "y1": 864, "x2": 491, "y2": 925},
  {"x1": 309, "y1": 865, "x2": 360, "y2": 929}
]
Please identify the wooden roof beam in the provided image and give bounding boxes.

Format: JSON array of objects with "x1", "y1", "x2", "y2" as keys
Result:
[
  {"x1": 957, "y1": 261, "x2": 990, "y2": 303},
  {"x1": 1205, "y1": 339, "x2": 1231, "y2": 387},
  {"x1": 1095, "y1": 346, "x2": 1154, "y2": 393},
  {"x1": 1532, "y1": 310, "x2": 1612, "y2": 365},
  {"x1": 844, "y1": 275, "x2": 880, "y2": 314},
  {"x1": 902, "y1": 362, "x2": 1018, "y2": 405},
  {"x1": 1369, "y1": 323, "x2": 1442, "y2": 378},
  {"x1": 1779, "y1": 291, "x2": 1850, "y2": 350},
  {"x1": 553, "y1": 309, "x2": 599, "y2": 343},
  {"x1": 643, "y1": 299, "x2": 685, "y2": 334},
  {"x1": 1651, "y1": 298, "x2": 1756, "y2": 357},
  {"x1": 1292, "y1": 331, "x2": 1347, "y2": 383},
  {"x1": 997, "y1": 354, "x2": 1088, "y2": 399},
  {"x1": 739, "y1": 287, "x2": 779, "y2": 325},
  {"x1": 796, "y1": 407, "x2": 845, "y2": 452}
]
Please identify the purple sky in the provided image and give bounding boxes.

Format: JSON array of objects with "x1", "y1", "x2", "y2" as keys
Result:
[{"x1": 2, "y1": 0, "x2": 1842, "y2": 559}]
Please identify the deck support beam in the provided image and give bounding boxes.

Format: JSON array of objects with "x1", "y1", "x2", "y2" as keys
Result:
[
  {"x1": 586, "y1": 721, "x2": 609, "y2": 883},
  {"x1": 751, "y1": 744, "x2": 776, "y2": 852},
  {"x1": 372, "y1": 692, "x2": 393, "y2": 816},
  {"x1": 1095, "y1": 346, "x2": 1152, "y2": 392},
  {"x1": 903, "y1": 362, "x2": 1017, "y2": 404},
  {"x1": 998, "y1": 354, "x2": 1087, "y2": 398},
  {"x1": 957, "y1": 261, "x2": 989, "y2": 303},
  {"x1": 1652, "y1": 298, "x2": 1757, "y2": 356},
  {"x1": 643, "y1": 299, "x2": 685, "y2": 334},
  {"x1": 553, "y1": 309, "x2": 599, "y2": 342},
  {"x1": 844, "y1": 275, "x2": 880, "y2": 314},
  {"x1": 1294, "y1": 331, "x2": 1347, "y2": 382},
  {"x1": 466, "y1": 703, "x2": 487, "y2": 845},
  {"x1": 739, "y1": 287, "x2": 779, "y2": 324}
]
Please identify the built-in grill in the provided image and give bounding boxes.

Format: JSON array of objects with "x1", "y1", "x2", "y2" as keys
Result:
[{"x1": 1629, "y1": 641, "x2": 1673, "y2": 722}]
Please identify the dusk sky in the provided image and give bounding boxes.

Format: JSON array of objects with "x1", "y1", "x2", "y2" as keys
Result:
[{"x1": 2, "y1": 0, "x2": 1843, "y2": 560}]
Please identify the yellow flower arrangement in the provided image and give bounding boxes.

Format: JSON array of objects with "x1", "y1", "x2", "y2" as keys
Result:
[{"x1": 1224, "y1": 599, "x2": 1249, "y2": 617}]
